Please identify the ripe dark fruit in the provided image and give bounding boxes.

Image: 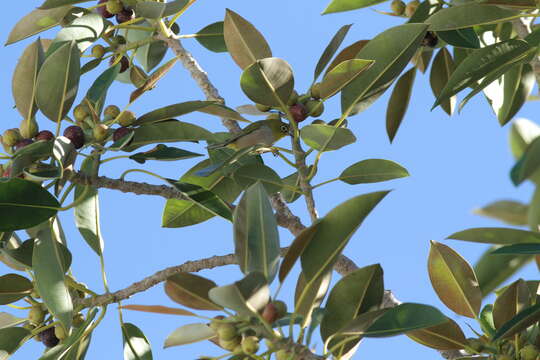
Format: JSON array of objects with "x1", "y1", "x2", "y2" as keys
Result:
[
  {"x1": 97, "y1": 0, "x2": 114, "y2": 18},
  {"x1": 113, "y1": 127, "x2": 133, "y2": 143},
  {"x1": 272, "y1": 300, "x2": 287, "y2": 318},
  {"x1": 116, "y1": 8, "x2": 134, "y2": 23},
  {"x1": 422, "y1": 31, "x2": 438, "y2": 48},
  {"x1": 13, "y1": 139, "x2": 34, "y2": 151},
  {"x1": 110, "y1": 56, "x2": 130, "y2": 73},
  {"x1": 35, "y1": 130, "x2": 55, "y2": 142},
  {"x1": 39, "y1": 327, "x2": 60, "y2": 348},
  {"x1": 262, "y1": 302, "x2": 279, "y2": 324},
  {"x1": 289, "y1": 103, "x2": 308, "y2": 123},
  {"x1": 63, "y1": 125, "x2": 85, "y2": 149}
]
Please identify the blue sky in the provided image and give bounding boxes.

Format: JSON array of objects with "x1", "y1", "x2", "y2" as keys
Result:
[{"x1": 1, "y1": 1, "x2": 539, "y2": 359}]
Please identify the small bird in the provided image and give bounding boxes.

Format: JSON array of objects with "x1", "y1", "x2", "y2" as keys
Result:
[{"x1": 207, "y1": 119, "x2": 290, "y2": 150}]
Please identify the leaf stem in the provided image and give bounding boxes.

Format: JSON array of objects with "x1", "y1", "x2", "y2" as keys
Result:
[{"x1": 312, "y1": 177, "x2": 340, "y2": 189}]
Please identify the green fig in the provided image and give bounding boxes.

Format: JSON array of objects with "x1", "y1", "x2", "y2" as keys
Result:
[
  {"x1": 241, "y1": 336, "x2": 259, "y2": 354},
  {"x1": 405, "y1": 0, "x2": 420, "y2": 17},
  {"x1": 117, "y1": 110, "x2": 136, "y2": 127},
  {"x1": 104, "y1": 105, "x2": 121, "y2": 118},
  {"x1": 92, "y1": 44, "x2": 106, "y2": 58},
  {"x1": 391, "y1": 0, "x2": 406, "y2": 15},
  {"x1": 20, "y1": 118, "x2": 39, "y2": 139},
  {"x1": 28, "y1": 305, "x2": 45, "y2": 325},
  {"x1": 305, "y1": 100, "x2": 324, "y2": 117},
  {"x1": 218, "y1": 323, "x2": 237, "y2": 341},
  {"x1": 2, "y1": 129, "x2": 22, "y2": 147}
]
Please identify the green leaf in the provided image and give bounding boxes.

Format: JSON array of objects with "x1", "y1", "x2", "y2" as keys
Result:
[
  {"x1": 119, "y1": 24, "x2": 167, "y2": 73},
  {"x1": 279, "y1": 223, "x2": 321, "y2": 283},
  {"x1": 162, "y1": 159, "x2": 242, "y2": 228},
  {"x1": 493, "y1": 279, "x2": 530, "y2": 329},
  {"x1": 300, "y1": 124, "x2": 356, "y2": 152},
  {"x1": 0, "y1": 179, "x2": 59, "y2": 231},
  {"x1": 314, "y1": 24, "x2": 352, "y2": 81},
  {"x1": 325, "y1": 40, "x2": 369, "y2": 75},
  {"x1": 436, "y1": 28, "x2": 480, "y2": 49},
  {"x1": 6, "y1": 7, "x2": 71, "y2": 45},
  {"x1": 53, "y1": 13, "x2": 105, "y2": 52},
  {"x1": 165, "y1": 273, "x2": 221, "y2": 311},
  {"x1": 33, "y1": 224, "x2": 73, "y2": 330},
  {"x1": 322, "y1": 0, "x2": 389, "y2": 14},
  {"x1": 74, "y1": 156, "x2": 103, "y2": 256},
  {"x1": 473, "y1": 200, "x2": 528, "y2": 226},
  {"x1": 426, "y1": 4, "x2": 520, "y2": 31},
  {"x1": 280, "y1": 171, "x2": 302, "y2": 204},
  {"x1": 197, "y1": 104, "x2": 249, "y2": 123},
  {"x1": 428, "y1": 241, "x2": 482, "y2": 318},
  {"x1": 386, "y1": 67, "x2": 416, "y2": 142},
  {"x1": 0, "y1": 327, "x2": 30, "y2": 356},
  {"x1": 129, "y1": 145, "x2": 202, "y2": 164},
  {"x1": 122, "y1": 323, "x2": 153, "y2": 360},
  {"x1": 0, "y1": 312, "x2": 25, "y2": 329},
  {"x1": 341, "y1": 24, "x2": 428, "y2": 115},
  {"x1": 233, "y1": 164, "x2": 283, "y2": 194},
  {"x1": 511, "y1": 136, "x2": 540, "y2": 186},
  {"x1": 35, "y1": 41, "x2": 80, "y2": 122},
  {"x1": 430, "y1": 48, "x2": 456, "y2": 116},
  {"x1": 343, "y1": 303, "x2": 447, "y2": 337},
  {"x1": 195, "y1": 22, "x2": 227, "y2": 53},
  {"x1": 12, "y1": 39, "x2": 46, "y2": 120},
  {"x1": 321, "y1": 264, "x2": 384, "y2": 353},
  {"x1": 134, "y1": 101, "x2": 217, "y2": 126},
  {"x1": 163, "y1": 323, "x2": 215, "y2": 348},
  {"x1": 301, "y1": 191, "x2": 389, "y2": 281},
  {"x1": 319, "y1": 59, "x2": 374, "y2": 100},
  {"x1": 491, "y1": 244, "x2": 540, "y2": 255},
  {"x1": 135, "y1": 0, "x2": 188, "y2": 18},
  {"x1": 39, "y1": 0, "x2": 91, "y2": 8},
  {"x1": 294, "y1": 271, "x2": 332, "y2": 327},
  {"x1": 85, "y1": 65, "x2": 120, "y2": 117},
  {"x1": 123, "y1": 121, "x2": 215, "y2": 152},
  {"x1": 492, "y1": 304, "x2": 540, "y2": 341},
  {"x1": 1, "y1": 238, "x2": 71, "y2": 272},
  {"x1": 339, "y1": 159, "x2": 409, "y2": 184},
  {"x1": 120, "y1": 305, "x2": 196, "y2": 317},
  {"x1": 208, "y1": 272, "x2": 270, "y2": 316},
  {"x1": 234, "y1": 182, "x2": 280, "y2": 282},
  {"x1": 510, "y1": 118, "x2": 540, "y2": 159},
  {"x1": 0, "y1": 274, "x2": 33, "y2": 305},
  {"x1": 432, "y1": 40, "x2": 531, "y2": 109},
  {"x1": 166, "y1": 180, "x2": 233, "y2": 222},
  {"x1": 406, "y1": 317, "x2": 468, "y2": 350},
  {"x1": 240, "y1": 58, "x2": 294, "y2": 107},
  {"x1": 129, "y1": 57, "x2": 179, "y2": 103},
  {"x1": 447, "y1": 227, "x2": 540, "y2": 245},
  {"x1": 224, "y1": 9, "x2": 272, "y2": 69}
]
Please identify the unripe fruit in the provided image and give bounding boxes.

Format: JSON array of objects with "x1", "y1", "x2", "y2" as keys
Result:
[
  {"x1": 72, "y1": 313, "x2": 85, "y2": 327},
  {"x1": 28, "y1": 306, "x2": 45, "y2": 325},
  {"x1": 20, "y1": 118, "x2": 39, "y2": 139},
  {"x1": 520, "y1": 345, "x2": 539, "y2": 360},
  {"x1": 92, "y1": 44, "x2": 106, "y2": 58},
  {"x1": 118, "y1": 110, "x2": 136, "y2": 127},
  {"x1": 35, "y1": 130, "x2": 55, "y2": 142},
  {"x1": 54, "y1": 326, "x2": 67, "y2": 340},
  {"x1": 73, "y1": 104, "x2": 90, "y2": 122},
  {"x1": 97, "y1": 0, "x2": 114, "y2": 18},
  {"x1": 209, "y1": 316, "x2": 225, "y2": 331},
  {"x1": 39, "y1": 327, "x2": 60, "y2": 348},
  {"x1": 272, "y1": 300, "x2": 287, "y2": 319},
  {"x1": 116, "y1": 8, "x2": 134, "y2": 23},
  {"x1": 217, "y1": 323, "x2": 237, "y2": 341},
  {"x1": 13, "y1": 139, "x2": 34, "y2": 151},
  {"x1": 289, "y1": 103, "x2": 308, "y2": 123},
  {"x1": 241, "y1": 336, "x2": 259, "y2": 354},
  {"x1": 422, "y1": 31, "x2": 438, "y2": 48},
  {"x1": 311, "y1": 119, "x2": 325, "y2": 125},
  {"x1": 391, "y1": 0, "x2": 406, "y2": 15},
  {"x1": 218, "y1": 336, "x2": 241, "y2": 351},
  {"x1": 233, "y1": 344, "x2": 244, "y2": 354},
  {"x1": 310, "y1": 83, "x2": 321, "y2": 100},
  {"x1": 287, "y1": 90, "x2": 299, "y2": 106},
  {"x1": 305, "y1": 100, "x2": 324, "y2": 117},
  {"x1": 112, "y1": 127, "x2": 133, "y2": 143},
  {"x1": 104, "y1": 105, "x2": 121, "y2": 118},
  {"x1": 256, "y1": 103, "x2": 271, "y2": 112},
  {"x1": 276, "y1": 349, "x2": 293, "y2": 360},
  {"x1": 106, "y1": 0, "x2": 123, "y2": 15},
  {"x1": 93, "y1": 124, "x2": 109, "y2": 142},
  {"x1": 63, "y1": 125, "x2": 85, "y2": 149},
  {"x1": 405, "y1": 0, "x2": 420, "y2": 17},
  {"x1": 2, "y1": 129, "x2": 22, "y2": 147}
]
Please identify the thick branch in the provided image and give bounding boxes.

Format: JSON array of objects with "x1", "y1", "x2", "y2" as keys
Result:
[{"x1": 291, "y1": 138, "x2": 319, "y2": 222}]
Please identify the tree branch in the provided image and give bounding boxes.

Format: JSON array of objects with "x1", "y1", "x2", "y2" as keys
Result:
[{"x1": 291, "y1": 138, "x2": 319, "y2": 222}]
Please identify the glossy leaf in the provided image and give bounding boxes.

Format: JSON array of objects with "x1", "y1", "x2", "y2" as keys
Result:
[
  {"x1": 473, "y1": 200, "x2": 528, "y2": 226},
  {"x1": 208, "y1": 272, "x2": 270, "y2": 316},
  {"x1": 119, "y1": 24, "x2": 166, "y2": 73},
  {"x1": 240, "y1": 57, "x2": 294, "y2": 107},
  {"x1": 339, "y1": 159, "x2": 409, "y2": 184},
  {"x1": 430, "y1": 48, "x2": 456, "y2": 116},
  {"x1": 39, "y1": 0, "x2": 91, "y2": 8},
  {"x1": 53, "y1": 13, "x2": 104, "y2": 52},
  {"x1": 134, "y1": 101, "x2": 216, "y2": 126},
  {"x1": 294, "y1": 271, "x2": 332, "y2": 326},
  {"x1": 135, "y1": 0, "x2": 188, "y2": 18},
  {"x1": 35, "y1": 41, "x2": 80, "y2": 122},
  {"x1": 493, "y1": 279, "x2": 530, "y2": 329},
  {"x1": 33, "y1": 225, "x2": 72, "y2": 330},
  {"x1": 223, "y1": 9, "x2": 272, "y2": 69},
  {"x1": 195, "y1": 22, "x2": 227, "y2": 53},
  {"x1": 426, "y1": 4, "x2": 520, "y2": 31},
  {"x1": 447, "y1": 227, "x2": 540, "y2": 245},
  {"x1": 1, "y1": 238, "x2": 71, "y2": 272},
  {"x1": 163, "y1": 323, "x2": 215, "y2": 348},
  {"x1": 279, "y1": 223, "x2": 321, "y2": 283},
  {"x1": 341, "y1": 24, "x2": 428, "y2": 115},
  {"x1": 386, "y1": 67, "x2": 416, "y2": 142},
  {"x1": 6, "y1": 6, "x2": 70, "y2": 45},
  {"x1": 0, "y1": 179, "x2": 59, "y2": 231},
  {"x1": 233, "y1": 164, "x2": 283, "y2": 194},
  {"x1": 0, "y1": 312, "x2": 25, "y2": 329},
  {"x1": 326, "y1": 40, "x2": 369, "y2": 75},
  {"x1": 165, "y1": 272, "x2": 221, "y2": 311},
  {"x1": 129, "y1": 145, "x2": 202, "y2": 164},
  {"x1": 300, "y1": 124, "x2": 356, "y2": 152},
  {"x1": 0, "y1": 327, "x2": 30, "y2": 357},
  {"x1": 122, "y1": 323, "x2": 152, "y2": 360},
  {"x1": 491, "y1": 244, "x2": 540, "y2": 255},
  {"x1": 301, "y1": 191, "x2": 389, "y2": 281},
  {"x1": 412, "y1": 48, "x2": 433, "y2": 74},
  {"x1": 428, "y1": 241, "x2": 482, "y2": 318},
  {"x1": 322, "y1": 0, "x2": 389, "y2": 14},
  {"x1": 130, "y1": 57, "x2": 179, "y2": 102},
  {"x1": 406, "y1": 317, "x2": 468, "y2": 350},
  {"x1": 0, "y1": 274, "x2": 33, "y2": 305},
  {"x1": 85, "y1": 65, "x2": 120, "y2": 116},
  {"x1": 511, "y1": 136, "x2": 540, "y2": 186},
  {"x1": 197, "y1": 104, "x2": 249, "y2": 123},
  {"x1": 319, "y1": 59, "x2": 374, "y2": 100},
  {"x1": 436, "y1": 28, "x2": 480, "y2": 49},
  {"x1": 314, "y1": 24, "x2": 352, "y2": 81},
  {"x1": 12, "y1": 39, "x2": 46, "y2": 120},
  {"x1": 280, "y1": 170, "x2": 302, "y2": 204},
  {"x1": 492, "y1": 303, "x2": 540, "y2": 341},
  {"x1": 120, "y1": 305, "x2": 196, "y2": 317},
  {"x1": 234, "y1": 182, "x2": 280, "y2": 282}
]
